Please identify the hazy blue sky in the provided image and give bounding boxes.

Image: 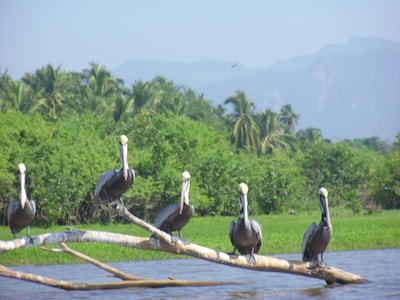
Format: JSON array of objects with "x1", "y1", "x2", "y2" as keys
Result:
[{"x1": 1, "y1": 0, "x2": 399, "y2": 78}]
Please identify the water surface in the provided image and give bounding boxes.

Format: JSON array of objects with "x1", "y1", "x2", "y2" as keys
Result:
[{"x1": 1, "y1": 248, "x2": 399, "y2": 299}]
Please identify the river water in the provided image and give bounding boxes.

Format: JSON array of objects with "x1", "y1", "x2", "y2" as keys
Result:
[{"x1": 0, "y1": 248, "x2": 399, "y2": 299}]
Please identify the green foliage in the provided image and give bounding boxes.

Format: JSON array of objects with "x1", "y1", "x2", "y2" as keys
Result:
[
  {"x1": 368, "y1": 152, "x2": 400, "y2": 208},
  {"x1": 0, "y1": 64, "x2": 399, "y2": 226},
  {"x1": 300, "y1": 141, "x2": 369, "y2": 206},
  {"x1": 0, "y1": 112, "x2": 117, "y2": 226}
]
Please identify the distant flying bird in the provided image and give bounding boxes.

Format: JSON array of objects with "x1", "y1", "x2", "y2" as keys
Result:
[
  {"x1": 229, "y1": 183, "x2": 262, "y2": 260},
  {"x1": 154, "y1": 171, "x2": 194, "y2": 239},
  {"x1": 8, "y1": 163, "x2": 36, "y2": 239},
  {"x1": 93, "y1": 135, "x2": 135, "y2": 212},
  {"x1": 302, "y1": 187, "x2": 332, "y2": 267},
  {"x1": 230, "y1": 62, "x2": 238, "y2": 68}
]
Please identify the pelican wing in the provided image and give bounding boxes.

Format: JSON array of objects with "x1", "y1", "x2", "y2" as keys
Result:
[
  {"x1": 93, "y1": 169, "x2": 116, "y2": 202},
  {"x1": 7, "y1": 201, "x2": 19, "y2": 222},
  {"x1": 228, "y1": 220, "x2": 237, "y2": 246},
  {"x1": 154, "y1": 203, "x2": 180, "y2": 229},
  {"x1": 251, "y1": 220, "x2": 263, "y2": 243},
  {"x1": 302, "y1": 222, "x2": 317, "y2": 260},
  {"x1": 251, "y1": 220, "x2": 263, "y2": 253},
  {"x1": 29, "y1": 200, "x2": 37, "y2": 216}
]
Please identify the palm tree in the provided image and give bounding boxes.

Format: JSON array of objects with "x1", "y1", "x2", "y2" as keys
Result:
[
  {"x1": 296, "y1": 128, "x2": 323, "y2": 150},
  {"x1": 80, "y1": 62, "x2": 124, "y2": 117},
  {"x1": 224, "y1": 90, "x2": 259, "y2": 152},
  {"x1": 279, "y1": 104, "x2": 301, "y2": 134},
  {"x1": 183, "y1": 88, "x2": 219, "y2": 123},
  {"x1": 0, "y1": 71, "x2": 33, "y2": 112},
  {"x1": 256, "y1": 108, "x2": 296, "y2": 155},
  {"x1": 152, "y1": 76, "x2": 184, "y2": 115},
  {"x1": 112, "y1": 94, "x2": 133, "y2": 122},
  {"x1": 22, "y1": 64, "x2": 78, "y2": 117},
  {"x1": 81, "y1": 62, "x2": 123, "y2": 97},
  {"x1": 128, "y1": 80, "x2": 158, "y2": 116}
]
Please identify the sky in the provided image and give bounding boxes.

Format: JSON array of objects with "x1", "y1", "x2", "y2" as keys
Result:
[{"x1": 1, "y1": 0, "x2": 399, "y2": 79}]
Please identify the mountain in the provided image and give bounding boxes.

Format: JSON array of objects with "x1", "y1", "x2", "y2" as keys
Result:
[
  {"x1": 113, "y1": 37, "x2": 400, "y2": 141},
  {"x1": 113, "y1": 59, "x2": 261, "y2": 89}
]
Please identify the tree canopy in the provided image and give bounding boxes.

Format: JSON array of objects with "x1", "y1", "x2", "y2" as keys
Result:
[{"x1": 0, "y1": 63, "x2": 399, "y2": 227}]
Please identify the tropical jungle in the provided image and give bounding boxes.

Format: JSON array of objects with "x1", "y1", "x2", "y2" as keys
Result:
[{"x1": 0, "y1": 63, "x2": 399, "y2": 228}]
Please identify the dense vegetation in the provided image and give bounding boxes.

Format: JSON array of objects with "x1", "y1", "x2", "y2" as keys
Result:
[{"x1": 1, "y1": 63, "x2": 399, "y2": 227}]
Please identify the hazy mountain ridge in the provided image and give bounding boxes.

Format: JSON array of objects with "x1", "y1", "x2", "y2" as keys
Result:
[{"x1": 113, "y1": 37, "x2": 400, "y2": 141}]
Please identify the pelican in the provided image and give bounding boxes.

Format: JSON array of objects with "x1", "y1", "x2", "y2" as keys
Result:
[
  {"x1": 8, "y1": 163, "x2": 36, "y2": 239},
  {"x1": 229, "y1": 183, "x2": 262, "y2": 257},
  {"x1": 93, "y1": 135, "x2": 135, "y2": 212},
  {"x1": 154, "y1": 171, "x2": 194, "y2": 239},
  {"x1": 302, "y1": 187, "x2": 332, "y2": 266}
]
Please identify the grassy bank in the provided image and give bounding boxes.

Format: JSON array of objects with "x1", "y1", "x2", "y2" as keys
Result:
[{"x1": 1, "y1": 208, "x2": 399, "y2": 266}]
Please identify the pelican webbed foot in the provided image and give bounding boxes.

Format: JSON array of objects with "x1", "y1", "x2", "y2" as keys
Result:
[
  {"x1": 318, "y1": 261, "x2": 330, "y2": 269},
  {"x1": 247, "y1": 254, "x2": 257, "y2": 265},
  {"x1": 307, "y1": 260, "x2": 319, "y2": 269},
  {"x1": 170, "y1": 235, "x2": 181, "y2": 244},
  {"x1": 247, "y1": 248, "x2": 258, "y2": 265},
  {"x1": 110, "y1": 198, "x2": 125, "y2": 216}
]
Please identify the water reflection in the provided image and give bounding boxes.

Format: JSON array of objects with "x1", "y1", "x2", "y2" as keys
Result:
[{"x1": 0, "y1": 249, "x2": 399, "y2": 299}]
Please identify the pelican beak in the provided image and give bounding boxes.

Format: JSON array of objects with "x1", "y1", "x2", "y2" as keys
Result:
[
  {"x1": 179, "y1": 195, "x2": 184, "y2": 215},
  {"x1": 20, "y1": 172, "x2": 27, "y2": 209},
  {"x1": 121, "y1": 143, "x2": 129, "y2": 181},
  {"x1": 179, "y1": 179, "x2": 190, "y2": 214},
  {"x1": 243, "y1": 194, "x2": 249, "y2": 225}
]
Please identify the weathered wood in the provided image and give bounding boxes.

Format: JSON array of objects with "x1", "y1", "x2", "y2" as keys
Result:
[
  {"x1": 0, "y1": 264, "x2": 232, "y2": 290},
  {"x1": 122, "y1": 208, "x2": 367, "y2": 284},
  {"x1": 0, "y1": 224, "x2": 367, "y2": 285},
  {"x1": 41, "y1": 242, "x2": 146, "y2": 281}
]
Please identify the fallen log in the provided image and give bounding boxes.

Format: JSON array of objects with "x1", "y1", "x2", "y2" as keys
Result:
[
  {"x1": 0, "y1": 241, "x2": 234, "y2": 290},
  {"x1": 0, "y1": 264, "x2": 232, "y2": 290},
  {"x1": 0, "y1": 207, "x2": 367, "y2": 285}
]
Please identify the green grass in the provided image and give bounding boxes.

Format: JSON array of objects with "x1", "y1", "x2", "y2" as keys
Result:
[{"x1": 1, "y1": 209, "x2": 399, "y2": 266}]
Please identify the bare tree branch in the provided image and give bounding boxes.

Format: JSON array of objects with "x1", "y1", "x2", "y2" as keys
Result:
[
  {"x1": 0, "y1": 208, "x2": 368, "y2": 286},
  {"x1": 41, "y1": 242, "x2": 146, "y2": 281},
  {"x1": 0, "y1": 264, "x2": 232, "y2": 290}
]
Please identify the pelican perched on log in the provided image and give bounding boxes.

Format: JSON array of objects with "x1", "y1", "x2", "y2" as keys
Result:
[
  {"x1": 229, "y1": 183, "x2": 262, "y2": 257},
  {"x1": 154, "y1": 171, "x2": 194, "y2": 239},
  {"x1": 302, "y1": 187, "x2": 332, "y2": 266},
  {"x1": 8, "y1": 163, "x2": 36, "y2": 239},
  {"x1": 93, "y1": 135, "x2": 135, "y2": 212}
]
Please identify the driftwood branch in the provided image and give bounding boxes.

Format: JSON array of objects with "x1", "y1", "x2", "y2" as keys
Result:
[
  {"x1": 122, "y1": 208, "x2": 367, "y2": 285},
  {"x1": 41, "y1": 242, "x2": 146, "y2": 281},
  {"x1": 0, "y1": 241, "x2": 233, "y2": 290},
  {"x1": 0, "y1": 264, "x2": 230, "y2": 290},
  {"x1": 0, "y1": 208, "x2": 367, "y2": 287}
]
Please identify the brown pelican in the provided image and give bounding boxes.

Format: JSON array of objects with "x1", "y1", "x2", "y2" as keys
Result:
[
  {"x1": 302, "y1": 187, "x2": 332, "y2": 266},
  {"x1": 154, "y1": 171, "x2": 194, "y2": 239},
  {"x1": 229, "y1": 183, "x2": 262, "y2": 257},
  {"x1": 8, "y1": 163, "x2": 36, "y2": 239},
  {"x1": 93, "y1": 135, "x2": 135, "y2": 212}
]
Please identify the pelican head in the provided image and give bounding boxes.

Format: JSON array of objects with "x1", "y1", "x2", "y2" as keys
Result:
[
  {"x1": 179, "y1": 171, "x2": 191, "y2": 214},
  {"x1": 119, "y1": 135, "x2": 128, "y2": 145},
  {"x1": 17, "y1": 163, "x2": 28, "y2": 209},
  {"x1": 318, "y1": 187, "x2": 328, "y2": 198},
  {"x1": 18, "y1": 163, "x2": 26, "y2": 174},
  {"x1": 238, "y1": 183, "x2": 249, "y2": 225},
  {"x1": 119, "y1": 135, "x2": 129, "y2": 181}
]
